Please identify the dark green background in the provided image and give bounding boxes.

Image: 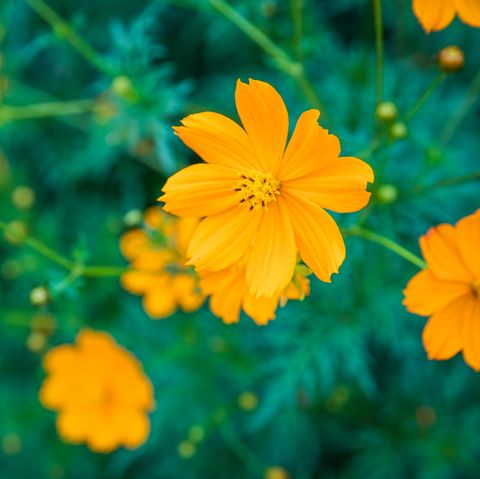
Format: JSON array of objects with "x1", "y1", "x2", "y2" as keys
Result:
[{"x1": 1, "y1": 0, "x2": 479, "y2": 478}]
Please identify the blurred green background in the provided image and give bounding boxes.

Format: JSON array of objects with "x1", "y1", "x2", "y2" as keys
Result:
[{"x1": 1, "y1": 0, "x2": 480, "y2": 478}]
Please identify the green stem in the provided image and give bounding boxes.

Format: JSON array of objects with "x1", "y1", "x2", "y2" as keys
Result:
[
  {"x1": 207, "y1": 0, "x2": 327, "y2": 116},
  {"x1": 0, "y1": 220, "x2": 127, "y2": 278},
  {"x1": 0, "y1": 99, "x2": 95, "y2": 123},
  {"x1": 23, "y1": 0, "x2": 113, "y2": 75},
  {"x1": 373, "y1": 0, "x2": 384, "y2": 106},
  {"x1": 404, "y1": 73, "x2": 446, "y2": 123},
  {"x1": 348, "y1": 226, "x2": 426, "y2": 269},
  {"x1": 412, "y1": 171, "x2": 480, "y2": 195},
  {"x1": 440, "y1": 68, "x2": 480, "y2": 144},
  {"x1": 290, "y1": 0, "x2": 304, "y2": 62}
]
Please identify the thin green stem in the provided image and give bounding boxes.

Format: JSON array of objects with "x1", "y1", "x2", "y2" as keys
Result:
[
  {"x1": 0, "y1": 220, "x2": 127, "y2": 278},
  {"x1": 404, "y1": 73, "x2": 446, "y2": 123},
  {"x1": 348, "y1": 226, "x2": 426, "y2": 269},
  {"x1": 0, "y1": 99, "x2": 95, "y2": 123},
  {"x1": 440, "y1": 68, "x2": 480, "y2": 144},
  {"x1": 290, "y1": 0, "x2": 304, "y2": 62},
  {"x1": 207, "y1": 0, "x2": 327, "y2": 116},
  {"x1": 23, "y1": 0, "x2": 113, "y2": 75},
  {"x1": 373, "y1": 0, "x2": 384, "y2": 107},
  {"x1": 412, "y1": 171, "x2": 480, "y2": 195}
]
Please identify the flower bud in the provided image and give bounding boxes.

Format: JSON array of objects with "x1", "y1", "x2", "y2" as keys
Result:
[
  {"x1": 1, "y1": 433, "x2": 22, "y2": 455},
  {"x1": 376, "y1": 184, "x2": 399, "y2": 204},
  {"x1": 376, "y1": 101, "x2": 398, "y2": 122},
  {"x1": 178, "y1": 440, "x2": 196, "y2": 458},
  {"x1": 26, "y1": 331, "x2": 48, "y2": 354},
  {"x1": 188, "y1": 425, "x2": 205, "y2": 443},
  {"x1": 237, "y1": 391, "x2": 258, "y2": 411},
  {"x1": 265, "y1": 467, "x2": 291, "y2": 479},
  {"x1": 438, "y1": 46, "x2": 464, "y2": 73},
  {"x1": 29, "y1": 286, "x2": 50, "y2": 307},
  {"x1": 3, "y1": 220, "x2": 27, "y2": 245},
  {"x1": 12, "y1": 186, "x2": 35, "y2": 210},
  {"x1": 123, "y1": 209, "x2": 143, "y2": 227},
  {"x1": 390, "y1": 121, "x2": 408, "y2": 140},
  {"x1": 110, "y1": 75, "x2": 139, "y2": 103}
]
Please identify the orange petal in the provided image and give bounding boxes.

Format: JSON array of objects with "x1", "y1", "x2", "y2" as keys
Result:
[
  {"x1": 172, "y1": 274, "x2": 205, "y2": 312},
  {"x1": 412, "y1": 0, "x2": 456, "y2": 32},
  {"x1": 173, "y1": 111, "x2": 257, "y2": 170},
  {"x1": 85, "y1": 409, "x2": 122, "y2": 453},
  {"x1": 420, "y1": 224, "x2": 473, "y2": 282},
  {"x1": 143, "y1": 278, "x2": 177, "y2": 318},
  {"x1": 187, "y1": 207, "x2": 262, "y2": 272},
  {"x1": 119, "y1": 229, "x2": 150, "y2": 261},
  {"x1": 160, "y1": 164, "x2": 240, "y2": 217},
  {"x1": 245, "y1": 200, "x2": 297, "y2": 297},
  {"x1": 403, "y1": 268, "x2": 471, "y2": 316},
  {"x1": 175, "y1": 217, "x2": 201, "y2": 256},
  {"x1": 56, "y1": 408, "x2": 91, "y2": 444},
  {"x1": 278, "y1": 109, "x2": 340, "y2": 182},
  {"x1": 235, "y1": 79, "x2": 289, "y2": 174},
  {"x1": 120, "y1": 411, "x2": 150, "y2": 449},
  {"x1": 422, "y1": 295, "x2": 467, "y2": 361},
  {"x1": 201, "y1": 267, "x2": 247, "y2": 324},
  {"x1": 283, "y1": 156, "x2": 373, "y2": 213},
  {"x1": 454, "y1": 209, "x2": 480, "y2": 278},
  {"x1": 243, "y1": 293, "x2": 279, "y2": 325},
  {"x1": 284, "y1": 192, "x2": 345, "y2": 282},
  {"x1": 120, "y1": 270, "x2": 154, "y2": 295},
  {"x1": 462, "y1": 296, "x2": 480, "y2": 370},
  {"x1": 42, "y1": 344, "x2": 77, "y2": 373},
  {"x1": 454, "y1": 0, "x2": 480, "y2": 27}
]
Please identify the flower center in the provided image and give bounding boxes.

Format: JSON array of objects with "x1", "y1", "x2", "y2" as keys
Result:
[{"x1": 235, "y1": 171, "x2": 281, "y2": 211}]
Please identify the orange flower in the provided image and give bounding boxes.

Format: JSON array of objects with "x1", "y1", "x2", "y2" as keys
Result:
[
  {"x1": 39, "y1": 330, "x2": 154, "y2": 453},
  {"x1": 403, "y1": 210, "x2": 480, "y2": 370},
  {"x1": 160, "y1": 79, "x2": 373, "y2": 298},
  {"x1": 199, "y1": 263, "x2": 311, "y2": 325},
  {"x1": 413, "y1": 0, "x2": 480, "y2": 32},
  {"x1": 120, "y1": 207, "x2": 205, "y2": 318}
]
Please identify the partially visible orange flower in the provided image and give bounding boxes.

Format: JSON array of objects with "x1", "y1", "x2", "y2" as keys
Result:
[
  {"x1": 160, "y1": 79, "x2": 373, "y2": 298},
  {"x1": 120, "y1": 207, "x2": 205, "y2": 318},
  {"x1": 199, "y1": 263, "x2": 311, "y2": 325},
  {"x1": 39, "y1": 330, "x2": 154, "y2": 453},
  {"x1": 413, "y1": 0, "x2": 480, "y2": 32},
  {"x1": 403, "y1": 210, "x2": 480, "y2": 370}
]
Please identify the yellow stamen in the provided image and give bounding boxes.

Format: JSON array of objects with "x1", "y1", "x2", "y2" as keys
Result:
[{"x1": 235, "y1": 171, "x2": 280, "y2": 211}]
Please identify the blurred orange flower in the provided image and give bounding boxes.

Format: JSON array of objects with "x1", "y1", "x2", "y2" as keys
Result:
[
  {"x1": 403, "y1": 210, "x2": 480, "y2": 370},
  {"x1": 39, "y1": 330, "x2": 154, "y2": 453},
  {"x1": 120, "y1": 207, "x2": 205, "y2": 318},
  {"x1": 199, "y1": 263, "x2": 311, "y2": 325},
  {"x1": 413, "y1": 0, "x2": 480, "y2": 32},
  {"x1": 160, "y1": 79, "x2": 373, "y2": 298}
]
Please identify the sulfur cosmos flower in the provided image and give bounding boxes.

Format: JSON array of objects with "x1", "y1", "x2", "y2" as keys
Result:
[
  {"x1": 120, "y1": 207, "x2": 205, "y2": 318},
  {"x1": 413, "y1": 0, "x2": 480, "y2": 32},
  {"x1": 39, "y1": 329, "x2": 154, "y2": 453},
  {"x1": 160, "y1": 79, "x2": 374, "y2": 298},
  {"x1": 200, "y1": 263, "x2": 311, "y2": 325},
  {"x1": 403, "y1": 210, "x2": 480, "y2": 370}
]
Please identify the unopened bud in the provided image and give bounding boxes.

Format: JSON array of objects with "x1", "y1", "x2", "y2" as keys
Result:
[
  {"x1": 376, "y1": 184, "x2": 399, "y2": 204},
  {"x1": 12, "y1": 186, "x2": 35, "y2": 209},
  {"x1": 29, "y1": 286, "x2": 50, "y2": 307},
  {"x1": 390, "y1": 121, "x2": 408, "y2": 140},
  {"x1": 264, "y1": 467, "x2": 291, "y2": 479},
  {"x1": 376, "y1": 102, "x2": 398, "y2": 122},
  {"x1": 438, "y1": 46, "x2": 464, "y2": 73}
]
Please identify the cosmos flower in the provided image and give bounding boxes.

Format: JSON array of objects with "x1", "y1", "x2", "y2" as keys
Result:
[
  {"x1": 413, "y1": 0, "x2": 480, "y2": 32},
  {"x1": 199, "y1": 263, "x2": 311, "y2": 325},
  {"x1": 403, "y1": 210, "x2": 480, "y2": 370},
  {"x1": 160, "y1": 79, "x2": 373, "y2": 298},
  {"x1": 120, "y1": 207, "x2": 205, "y2": 318},
  {"x1": 39, "y1": 330, "x2": 154, "y2": 453}
]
